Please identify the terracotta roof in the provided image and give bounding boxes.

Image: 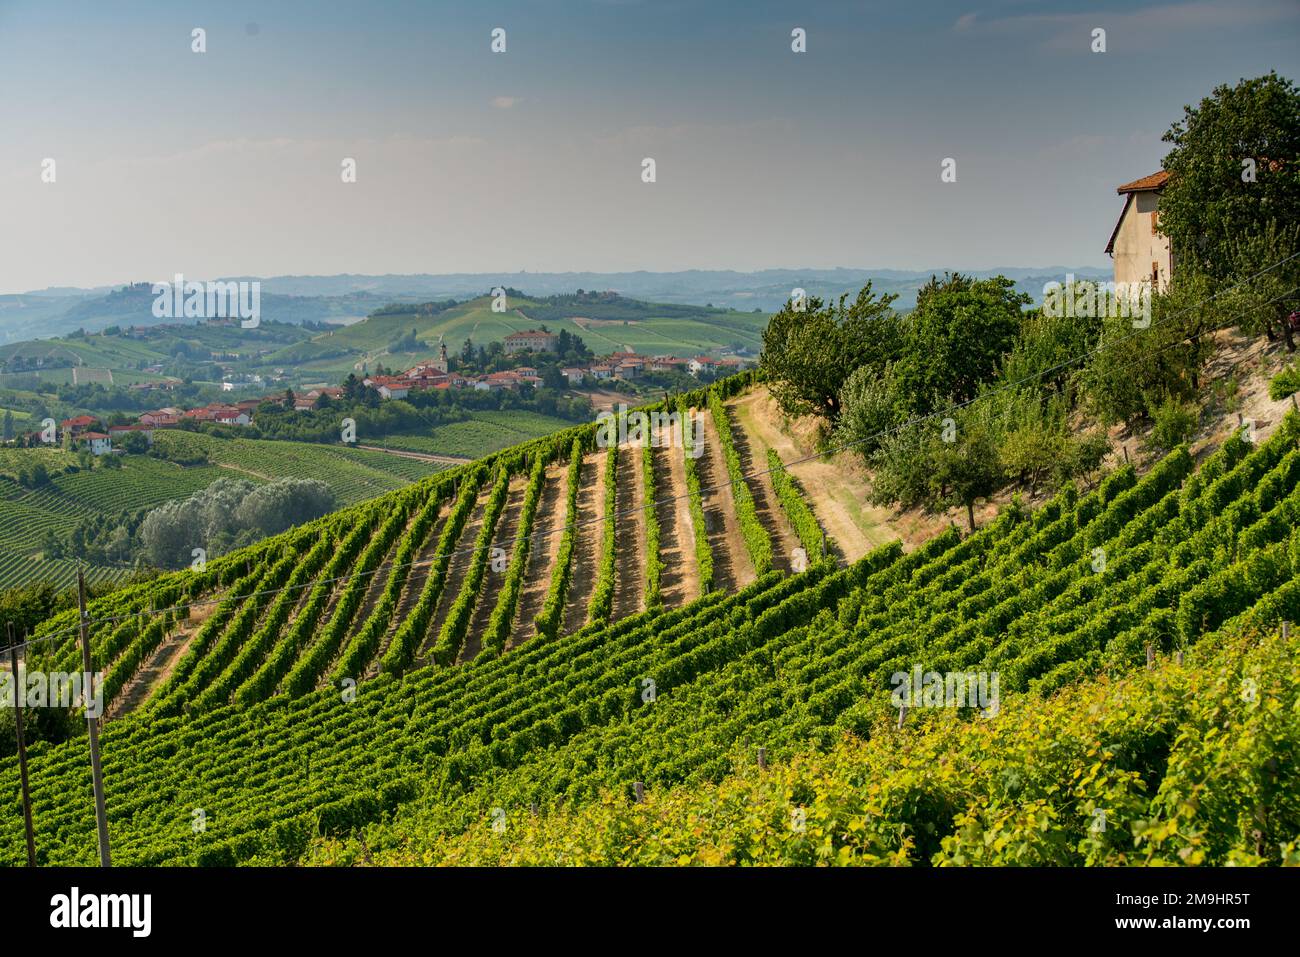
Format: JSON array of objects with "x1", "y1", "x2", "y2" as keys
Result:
[{"x1": 1116, "y1": 171, "x2": 1169, "y2": 194}]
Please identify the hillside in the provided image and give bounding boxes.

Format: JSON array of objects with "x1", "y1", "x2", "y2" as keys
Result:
[
  {"x1": 2, "y1": 375, "x2": 1297, "y2": 866},
  {"x1": 339, "y1": 625, "x2": 1299, "y2": 866},
  {"x1": 295, "y1": 294, "x2": 769, "y2": 381},
  {"x1": 0, "y1": 435, "x2": 444, "y2": 590}
]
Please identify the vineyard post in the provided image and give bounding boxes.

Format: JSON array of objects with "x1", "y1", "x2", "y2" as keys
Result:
[
  {"x1": 77, "y1": 570, "x2": 112, "y2": 867},
  {"x1": 1284, "y1": 621, "x2": 1291, "y2": 641},
  {"x1": 7, "y1": 624, "x2": 37, "y2": 866},
  {"x1": 633, "y1": 781, "x2": 645, "y2": 804},
  {"x1": 897, "y1": 703, "x2": 907, "y2": 730},
  {"x1": 758, "y1": 746, "x2": 767, "y2": 770},
  {"x1": 1145, "y1": 644, "x2": 1154, "y2": 669}
]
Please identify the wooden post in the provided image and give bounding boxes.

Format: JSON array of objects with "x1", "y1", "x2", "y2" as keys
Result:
[
  {"x1": 1145, "y1": 644, "x2": 1155, "y2": 669},
  {"x1": 757, "y1": 747, "x2": 767, "y2": 770},
  {"x1": 897, "y1": 703, "x2": 907, "y2": 730},
  {"x1": 633, "y1": 781, "x2": 645, "y2": 804},
  {"x1": 530, "y1": 802, "x2": 538, "y2": 817},
  {"x1": 1122, "y1": 446, "x2": 1130, "y2": 464},
  {"x1": 1175, "y1": 649, "x2": 1184, "y2": 667},
  {"x1": 8, "y1": 625, "x2": 37, "y2": 867},
  {"x1": 1283, "y1": 621, "x2": 1291, "y2": 641},
  {"x1": 77, "y1": 571, "x2": 111, "y2": 867}
]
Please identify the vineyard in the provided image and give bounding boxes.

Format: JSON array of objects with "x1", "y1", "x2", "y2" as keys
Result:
[
  {"x1": 1, "y1": 377, "x2": 1298, "y2": 866},
  {"x1": 0, "y1": 435, "x2": 447, "y2": 590}
]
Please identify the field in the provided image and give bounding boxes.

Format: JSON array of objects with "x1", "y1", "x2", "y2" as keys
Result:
[
  {"x1": 0, "y1": 436, "x2": 444, "y2": 589},
  {"x1": 2, "y1": 374, "x2": 1297, "y2": 866},
  {"x1": 377, "y1": 410, "x2": 581, "y2": 460},
  {"x1": 280, "y1": 296, "x2": 768, "y2": 380},
  {"x1": 150, "y1": 431, "x2": 444, "y2": 504}
]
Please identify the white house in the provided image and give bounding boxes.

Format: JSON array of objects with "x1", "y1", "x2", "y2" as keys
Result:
[
  {"x1": 81, "y1": 432, "x2": 113, "y2": 456},
  {"x1": 1105, "y1": 171, "x2": 1174, "y2": 292}
]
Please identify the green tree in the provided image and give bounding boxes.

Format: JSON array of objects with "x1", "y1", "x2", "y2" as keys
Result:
[
  {"x1": 1, "y1": 409, "x2": 12, "y2": 441},
  {"x1": 891, "y1": 274, "x2": 1029, "y2": 412},
  {"x1": 760, "y1": 283, "x2": 901, "y2": 423},
  {"x1": 1158, "y1": 72, "x2": 1300, "y2": 282},
  {"x1": 1083, "y1": 275, "x2": 1219, "y2": 426}
]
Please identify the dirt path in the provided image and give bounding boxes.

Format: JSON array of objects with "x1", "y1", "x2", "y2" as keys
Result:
[
  {"x1": 724, "y1": 401, "x2": 803, "y2": 573},
  {"x1": 653, "y1": 422, "x2": 700, "y2": 608},
  {"x1": 612, "y1": 442, "x2": 646, "y2": 620},
  {"x1": 355, "y1": 445, "x2": 473, "y2": 466},
  {"x1": 418, "y1": 486, "x2": 491, "y2": 663},
  {"x1": 364, "y1": 503, "x2": 451, "y2": 677},
  {"x1": 729, "y1": 388, "x2": 941, "y2": 559},
  {"x1": 511, "y1": 462, "x2": 568, "y2": 649},
  {"x1": 459, "y1": 476, "x2": 528, "y2": 663},
  {"x1": 562, "y1": 449, "x2": 608, "y2": 635},
  {"x1": 697, "y1": 408, "x2": 756, "y2": 591},
  {"x1": 107, "y1": 603, "x2": 216, "y2": 720}
]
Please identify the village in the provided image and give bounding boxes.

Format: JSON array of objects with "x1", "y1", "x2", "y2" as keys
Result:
[{"x1": 25, "y1": 331, "x2": 752, "y2": 455}]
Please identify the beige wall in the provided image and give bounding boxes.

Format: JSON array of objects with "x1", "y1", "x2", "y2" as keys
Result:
[{"x1": 1112, "y1": 191, "x2": 1173, "y2": 292}]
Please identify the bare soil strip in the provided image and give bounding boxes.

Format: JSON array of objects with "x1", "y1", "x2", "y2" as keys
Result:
[
  {"x1": 697, "y1": 408, "x2": 756, "y2": 591},
  {"x1": 729, "y1": 388, "x2": 934, "y2": 559},
  {"x1": 611, "y1": 441, "x2": 646, "y2": 620},
  {"x1": 562, "y1": 448, "x2": 608, "y2": 635},
  {"x1": 459, "y1": 476, "x2": 528, "y2": 663},
  {"x1": 724, "y1": 403, "x2": 803, "y2": 572},
  {"x1": 510, "y1": 462, "x2": 568, "y2": 649},
  {"x1": 653, "y1": 423, "x2": 700, "y2": 608},
  {"x1": 417, "y1": 485, "x2": 491, "y2": 663},
  {"x1": 355, "y1": 445, "x2": 473, "y2": 466},
  {"x1": 364, "y1": 503, "x2": 452, "y2": 677},
  {"x1": 107, "y1": 603, "x2": 217, "y2": 720}
]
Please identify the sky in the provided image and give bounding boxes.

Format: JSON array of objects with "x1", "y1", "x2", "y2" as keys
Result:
[{"x1": 1, "y1": 0, "x2": 1297, "y2": 293}]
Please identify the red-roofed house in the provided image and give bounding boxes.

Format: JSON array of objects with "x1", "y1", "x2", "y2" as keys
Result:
[
  {"x1": 140, "y1": 408, "x2": 181, "y2": 427},
  {"x1": 1105, "y1": 170, "x2": 1173, "y2": 292},
  {"x1": 108, "y1": 423, "x2": 155, "y2": 446},
  {"x1": 60, "y1": 415, "x2": 99, "y2": 436},
  {"x1": 504, "y1": 330, "x2": 559, "y2": 354},
  {"x1": 78, "y1": 432, "x2": 113, "y2": 456}
]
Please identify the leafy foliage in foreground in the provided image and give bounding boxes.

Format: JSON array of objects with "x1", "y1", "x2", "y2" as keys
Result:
[{"x1": 353, "y1": 626, "x2": 1298, "y2": 866}]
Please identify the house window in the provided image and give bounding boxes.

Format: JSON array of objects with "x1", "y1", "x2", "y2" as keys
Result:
[{"x1": 1151, "y1": 262, "x2": 1160, "y2": 285}]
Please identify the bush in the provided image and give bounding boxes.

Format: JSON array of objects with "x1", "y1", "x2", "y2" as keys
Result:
[
  {"x1": 1269, "y1": 363, "x2": 1300, "y2": 401},
  {"x1": 1146, "y1": 395, "x2": 1199, "y2": 452}
]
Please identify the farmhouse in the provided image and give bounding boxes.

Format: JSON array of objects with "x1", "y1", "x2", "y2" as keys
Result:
[
  {"x1": 504, "y1": 330, "x2": 559, "y2": 355},
  {"x1": 79, "y1": 432, "x2": 113, "y2": 456},
  {"x1": 108, "y1": 424, "x2": 155, "y2": 446},
  {"x1": 1105, "y1": 170, "x2": 1174, "y2": 292},
  {"x1": 139, "y1": 408, "x2": 181, "y2": 427},
  {"x1": 60, "y1": 415, "x2": 99, "y2": 436}
]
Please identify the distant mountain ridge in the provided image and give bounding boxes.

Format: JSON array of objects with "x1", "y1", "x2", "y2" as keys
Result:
[{"x1": 4, "y1": 267, "x2": 1112, "y2": 343}]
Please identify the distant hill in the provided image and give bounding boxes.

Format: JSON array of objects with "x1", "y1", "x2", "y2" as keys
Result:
[{"x1": 3, "y1": 268, "x2": 1113, "y2": 344}]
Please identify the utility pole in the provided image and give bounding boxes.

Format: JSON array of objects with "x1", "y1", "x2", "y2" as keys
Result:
[
  {"x1": 7, "y1": 624, "x2": 36, "y2": 866},
  {"x1": 77, "y1": 570, "x2": 111, "y2": 867}
]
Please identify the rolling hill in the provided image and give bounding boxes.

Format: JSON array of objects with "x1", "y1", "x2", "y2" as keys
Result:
[
  {"x1": 2, "y1": 374, "x2": 1297, "y2": 866},
  {"x1": 0, "y1": 436, "x2": 446, "y2": 590}
]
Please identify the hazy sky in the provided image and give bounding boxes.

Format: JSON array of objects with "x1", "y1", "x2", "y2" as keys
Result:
[{"x1": 1, "y1": 0, "x2": 1297, "y2": 293}]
